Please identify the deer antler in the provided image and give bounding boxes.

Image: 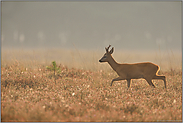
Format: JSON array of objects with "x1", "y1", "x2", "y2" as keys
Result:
[{"x1": 105, "y1": 45, "x2": 111, "y2": 52}]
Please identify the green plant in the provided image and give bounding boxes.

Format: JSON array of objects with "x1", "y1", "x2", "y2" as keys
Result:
[{"x1": 46, "y1": 61, "x2": 60, "y2": 84}]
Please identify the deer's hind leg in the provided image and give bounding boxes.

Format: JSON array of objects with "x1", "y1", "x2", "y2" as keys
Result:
[
  {"x1": 153, "y1": 75, "x2": 166, "y2": 88},
  {"x1": 144, "y1": 78, "x2": 156, "y2": 88}
]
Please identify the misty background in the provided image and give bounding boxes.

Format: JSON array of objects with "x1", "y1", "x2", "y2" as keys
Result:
[
  {"x1": 2, "y1": 1, "x2": 181, "y2": 51},
  {"x1": 1, "y1": 1, "x2": 182, "y2": 71}
]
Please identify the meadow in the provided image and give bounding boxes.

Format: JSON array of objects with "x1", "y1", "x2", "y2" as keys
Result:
[{"x1": 1, "y1": 48, "x2": 182, "y2": 122}]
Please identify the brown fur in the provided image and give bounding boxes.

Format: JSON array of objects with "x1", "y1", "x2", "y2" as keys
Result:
[{"x1": 99, "y1": 45, "x2": 166, "y2": 88}]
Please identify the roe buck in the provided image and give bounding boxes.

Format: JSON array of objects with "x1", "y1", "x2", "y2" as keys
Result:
[{"x1": 99, "y1": 45, "x2": 166, "y2": 88}]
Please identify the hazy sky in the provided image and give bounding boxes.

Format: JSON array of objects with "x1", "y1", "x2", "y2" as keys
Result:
[{"x1": 2, "y1": 1, "x2": 181, "y2": 51}]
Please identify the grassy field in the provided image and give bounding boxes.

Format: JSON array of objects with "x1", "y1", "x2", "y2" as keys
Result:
[{"x1": 1, "y1": 48, "x2": 182, "y2": 122}]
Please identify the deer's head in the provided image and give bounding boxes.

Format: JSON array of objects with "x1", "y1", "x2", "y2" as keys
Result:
[{"x1": 99, "y1": 45, "x2": 114, "y2": 63}]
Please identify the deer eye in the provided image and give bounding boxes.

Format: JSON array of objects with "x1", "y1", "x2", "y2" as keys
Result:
[{"x1": 103, "y1": 54, "x2": 107, "y2": 58}]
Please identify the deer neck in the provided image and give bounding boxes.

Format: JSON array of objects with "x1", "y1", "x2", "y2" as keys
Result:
[{"x1": 107, "y1": 55, "x2": 119, "y2": 71}]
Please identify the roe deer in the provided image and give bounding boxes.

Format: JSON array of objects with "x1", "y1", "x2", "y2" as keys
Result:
[{"x1": 99, "y1": 45, "x2": 166, "y2": 88}]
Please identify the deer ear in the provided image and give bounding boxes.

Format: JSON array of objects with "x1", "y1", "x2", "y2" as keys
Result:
[
  {"x1": 109, "y1": 47, "x2": 114, "y2": 54},
  {"x1": 105, "y1": 47, "x2": 108, "y2": 53}
]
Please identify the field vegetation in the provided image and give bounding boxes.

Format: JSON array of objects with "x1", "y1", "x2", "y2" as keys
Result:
[{"x1": 1, "y1": 48, "x2": 182, "y2": 122}]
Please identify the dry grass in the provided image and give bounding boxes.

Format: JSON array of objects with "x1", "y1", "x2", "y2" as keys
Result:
[{"x1": 1, "y1": 48, "x2": 182, "y2": 122}]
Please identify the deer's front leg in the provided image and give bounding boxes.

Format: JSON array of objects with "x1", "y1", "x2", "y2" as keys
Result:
[
  {"x1": 127, "y1": 79, "x2": 131, "y2": 88},
  {"x1": 111, "y1": 76, "x2": 126, "y2": 86}
]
